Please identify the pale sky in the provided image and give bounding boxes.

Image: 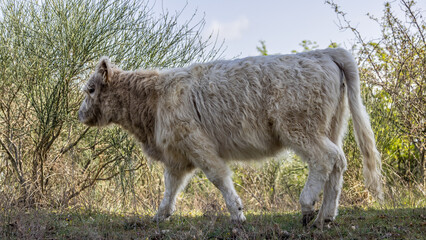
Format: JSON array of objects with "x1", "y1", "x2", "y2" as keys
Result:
[{"x1": 153, "y1": 0, "x2": 426, "y2": 58}]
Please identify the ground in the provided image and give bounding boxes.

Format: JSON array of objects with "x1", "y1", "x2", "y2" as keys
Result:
[{"x1": 1, "y1": 207, "x2": 425, "y2": 239}]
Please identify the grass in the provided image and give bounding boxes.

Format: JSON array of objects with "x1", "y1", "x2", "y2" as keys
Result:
[{"x1": 1, "y1": 206, "x2": 425, "y2": 239}]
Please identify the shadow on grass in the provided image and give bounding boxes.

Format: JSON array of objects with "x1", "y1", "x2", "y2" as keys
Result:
[{"x1": 1, "y1": 207, "x2": 425, "y2": 239}]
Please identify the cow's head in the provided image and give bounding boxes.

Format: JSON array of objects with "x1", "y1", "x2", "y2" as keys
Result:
[{"x1": 78, "y1": 57, "x2": 121, "y2": 127}]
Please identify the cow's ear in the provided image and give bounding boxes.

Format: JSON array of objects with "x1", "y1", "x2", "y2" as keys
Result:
[{"x1": 96, "y1": 57, "x2": 114, "y2": 84}]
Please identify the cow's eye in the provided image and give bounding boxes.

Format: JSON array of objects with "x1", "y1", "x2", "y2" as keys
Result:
[{"x1": 88, "y1": 88, "x2": 95, "y2": 94}]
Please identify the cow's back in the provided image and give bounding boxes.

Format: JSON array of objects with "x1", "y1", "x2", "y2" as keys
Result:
[{"x1": 156, "y1": 50, "x2": 343, "y2": 161}]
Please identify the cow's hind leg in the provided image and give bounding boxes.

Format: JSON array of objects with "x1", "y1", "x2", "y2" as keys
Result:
[
  {"x1": 153, "y1": 166, "x2": 194, "y2": 222},
  {"x1": 298, "y1": 137, "x2": 344, "y2": 227},
  {"x1": 313, "y1": 156, "x2": 346, "y2": 229},
  {"x1": 314, "y1": 102, "x2": 349, "y2": 229}
]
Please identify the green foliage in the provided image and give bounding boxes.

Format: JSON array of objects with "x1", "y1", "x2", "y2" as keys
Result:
[
  {"x1": 256, "y1": 40, "x2": 268, "y2": 56},
  {"x1": 327, "y1": 42, "x2": 339, "y2": 49},
  {"x1": 291, "y1": 40, "x2": 319, "y2": 53},
  {"x1": 291, "y1": 40, "x2": 339, "y2": 53}
]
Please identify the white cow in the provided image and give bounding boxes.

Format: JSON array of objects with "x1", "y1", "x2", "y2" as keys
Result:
[{"x1": 78, "y1": 48, "x2": 382, "y2": 228}]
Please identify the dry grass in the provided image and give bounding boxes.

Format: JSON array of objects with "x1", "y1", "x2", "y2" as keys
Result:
[{"x1": 1, "y1": 206, "x2": 425, "y2": 239}]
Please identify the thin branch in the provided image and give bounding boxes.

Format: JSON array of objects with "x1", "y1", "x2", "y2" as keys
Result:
[{"x1": 0, "y1": 138, "x2": 25, "y2": 184}]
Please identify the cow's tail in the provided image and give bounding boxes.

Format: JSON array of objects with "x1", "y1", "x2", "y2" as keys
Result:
[{"x1": 327, "y1": 48, "x2": 383, "y2": 201}]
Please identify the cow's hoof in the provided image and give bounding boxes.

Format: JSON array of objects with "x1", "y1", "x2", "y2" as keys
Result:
[
  {"x1": 152, "y1": 213, "x2": 170, "y2": 223},
  {"x1": 312, "y1": 218, "x2": 333, "y2": 230},
  {"x1": 231, "y1": 213, "x2": 246, "y2": 224}
]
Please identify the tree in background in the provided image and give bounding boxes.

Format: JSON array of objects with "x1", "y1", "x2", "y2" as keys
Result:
[{"x1": 0, "y1": 0, "x2": 223, "y2": 207}]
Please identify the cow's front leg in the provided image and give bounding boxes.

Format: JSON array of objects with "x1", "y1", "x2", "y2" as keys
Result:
[
  {"x1": 153, "y1": 166, "x2": 194, "y2": 222},
  {"x1": 192, "y1": 153, "x2": 245, "y2": 222},
  {"x1": 185, "y1": 148, "x2": 246, "y2": 223},
  {"x1": 170, "y1": 125, "x2": 245, "y2": 222},
  {"x1": 204, "y1": 165, "x2": 246, "y2": 223}
]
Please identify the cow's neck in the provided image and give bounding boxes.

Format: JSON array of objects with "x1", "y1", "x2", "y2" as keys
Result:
[{"x1": 119, "y1": 71, "x2": 161, "y2": 159}]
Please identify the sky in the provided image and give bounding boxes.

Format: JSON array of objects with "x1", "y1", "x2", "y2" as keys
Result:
[{"x1": 152, "y1": 0, "x2": 426, "y2": 58}]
